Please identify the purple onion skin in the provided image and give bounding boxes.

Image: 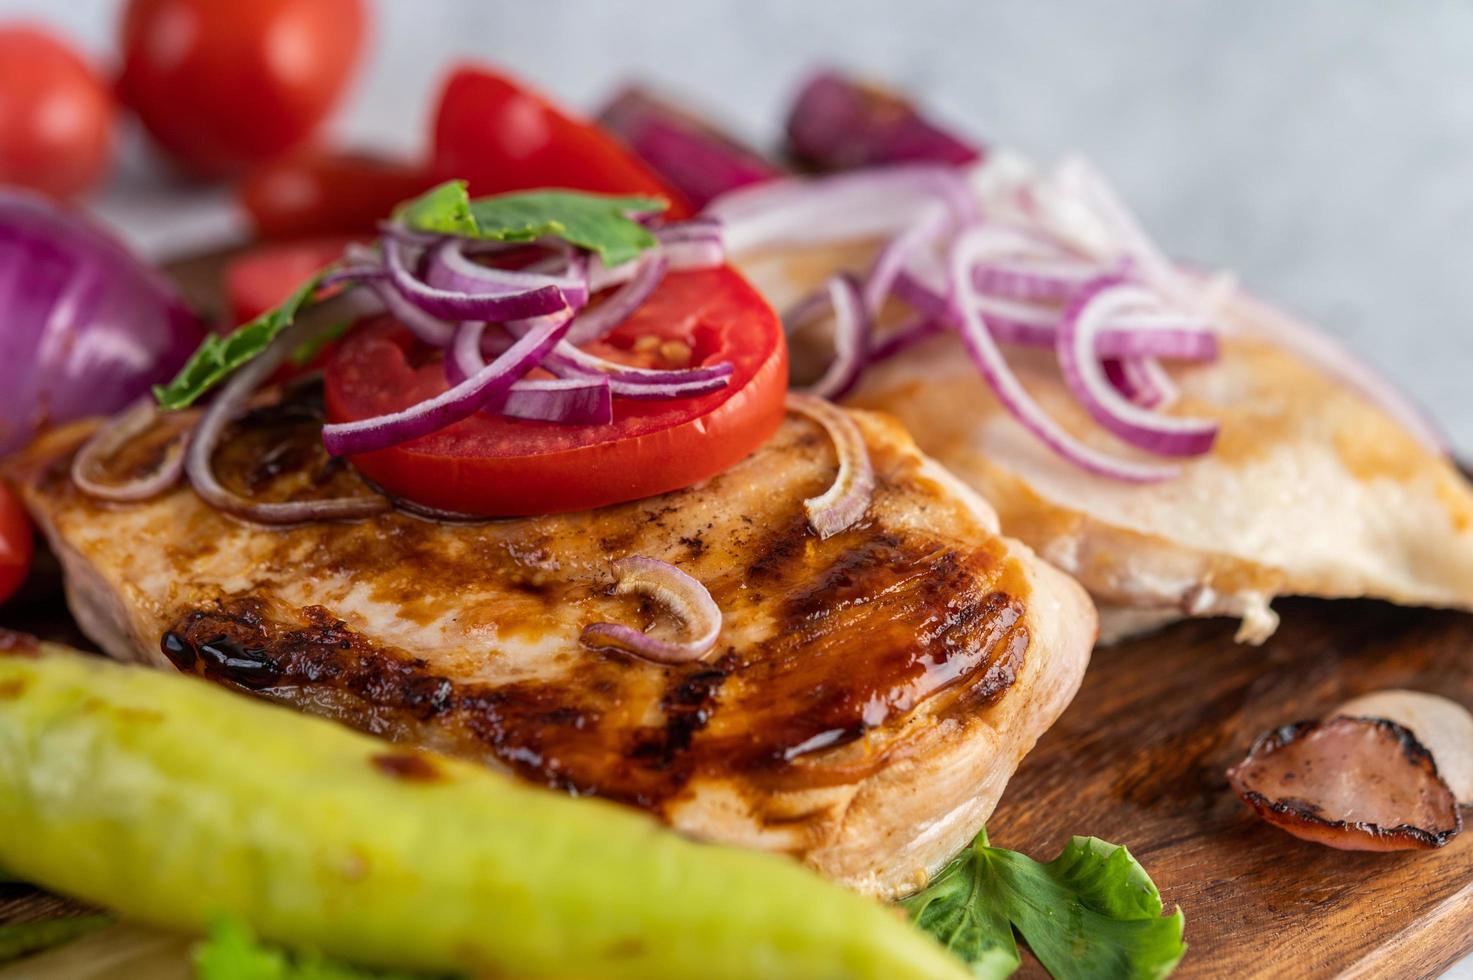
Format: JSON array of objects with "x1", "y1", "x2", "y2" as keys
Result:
[
  {"x1": 785, "y1": 70, "x2": 982, "y2": 172},
  {"x1": 598, "y1": 86, "x2": 785, "y2": 208},
  {"x1": 0, "y1": 191, "x2": 204, "y2": 454}
]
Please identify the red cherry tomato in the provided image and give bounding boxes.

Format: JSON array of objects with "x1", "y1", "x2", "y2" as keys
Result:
[
  {"x1": 239, "y1": 152, "x2": 437, "y2": 239},
  {"x1": 0, "y1": 483, "x2": 33, "y2": 604},
  {"x1": 325, "y1": 267, "x2": 786, "y2": 516},
  {"x1": 0, "y1": 25, "x2": 114, "y2": 198},
  {"x1": 224, "y1": 236, "x2": 358, "y2": 324},
  {"x1": 118, "y1": 0, "x2": 367, "y2": 176},
  {"x1": 431, "y1": 65, "x2": 694, "y2": 217}
]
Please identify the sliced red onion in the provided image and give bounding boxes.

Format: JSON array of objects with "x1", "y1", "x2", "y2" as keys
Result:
[
  {"x1": 788, "y1": 274, "x2": 871, "y2": 400},
  {"x1": 951, "y1": 230, "x2": 1180, "y2": 482},
  {"x1": 369, "y1": 280, "x2": 455, "y2": 347},
  {"x1": 186, "y1": 316, "x2": 389, "y2": 525},
  {"x1": 446, "y1": 322, "x2": 613, "y2": 425},
  {"x1": 428, "y1": 237, "x2": 591, "y2": 311},
  {"x1": 321, "y1": 310, "x2": 575, "y2": 456},
  {"x1": 541, "y1": 344, "x2": 733, "y2": 399},
  {"x1": 869, "y1": 314, "x2": 945, "y2": 363},
  {"x1": 862, "y1": 203, "x2": 951, "y2": 315},
  {"x1": 1104, "y1": 358, "x2": 1176, "y2": 410},
  {"x1": 580, "y1": 556, "x2": 723, "y2": 665},
  {"x1": 654, "y1": 219, "x2": 726, "y2": 271},
  {"x1": 383, "y1": 235, "x2": 571, "y2": 322},
  {"x1": 709, "y1": 165, "x2": 975, "y2": 255},
  {"x1": 893, "y1": 268, "x2": 1218, "y2": 360},
  {"x1": 785, "y1": 70, "x2": 982, "y2": 171},
  {"x1": 598, "y1": 87, "x2": 784, "y2": 208},
  {"x1": 972, "y1": 255, "x2": 1117, "y2": 303},
  {"x1": 565, "y1": 253, "x2": 667, "y2": 345},
  {"x1": 72, "y1": 399, "x2": 189, "y2": 502},
  {"x1": 1057, "y1": 280, "x2": 1216, "y2": 457},
  {"x1": 786, "y1": 393, "x2": 875, "y2": 539}
]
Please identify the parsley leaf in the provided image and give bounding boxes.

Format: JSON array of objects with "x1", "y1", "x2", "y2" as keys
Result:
[
  {"x1": 396, "y1": 180, "x2": 665, "y2": 267},
  {"x1": 0, "y1": 915, "x2": 112, "y2": 965},
  {"x1": 194, "y1": 919, "x2": 453, "y2": 980},
  {"x1": 900, "y1": 829, "x2": 1186, "y2": 980},
  {"x1": 153, "y1": 272, "x2": 325, "y2": 410}
]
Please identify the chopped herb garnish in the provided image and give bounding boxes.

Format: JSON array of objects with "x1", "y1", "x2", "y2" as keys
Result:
[
  {"x1": 901, "y1": 829, "x2": 1186, "y2": 980},
  {"x1": 396, "y1": 180, "x2": 665, "y2": 267},
  {"x1": 0, "y1": 915, "x2": 112, "y2": 965}
]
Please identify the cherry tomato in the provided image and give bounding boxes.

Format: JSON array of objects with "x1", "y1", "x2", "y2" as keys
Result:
[
  {"x1": 118, "y1": 0, "x2": 367, "y2": 176},
  {"x1": 239, "y1": 152, "x2": 436, "y2": 239},
  {"x1": 0, "y1": 483, "x2": 33, "y2": 604},
  {"x1": 325, "y1": 267, "x2": 787, "y2": 516},
  {"x1": 0, "y1": 25, "x2": 114, "y2": 198},
  {"x1": 224, "y1": 236, "x2": 358, "y2": 324},
  {"x1": 431, "y1": 65, "x2": 694, "y2": 217}
]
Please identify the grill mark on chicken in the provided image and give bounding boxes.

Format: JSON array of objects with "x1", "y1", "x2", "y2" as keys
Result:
[
  {"x1": 160, "y1": 533, "x2": 1027, "y2": 807},
  {"x1": 11, "y1": 390, "x2": 1097, "y2": 896}
]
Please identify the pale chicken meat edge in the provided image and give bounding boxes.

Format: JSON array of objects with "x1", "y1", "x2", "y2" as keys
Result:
[{"x1": 9, "y1": 395, "x2": 1095, "y2": 898}]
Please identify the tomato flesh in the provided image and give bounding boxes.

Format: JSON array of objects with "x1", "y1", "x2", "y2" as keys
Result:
[
  {"x1": 431, "y1": 65, "x2": 694, "y2": 218},
  {"x1": 0, "y1": 483, "x2": 33, "y2": 604},
  {"x1": 0, "y1": 27, "x2": 114, "y2": 198},
  {"x1": 225, "y1": 237, "x2": 359, "y2": 324},
  {"x1": 119, "y1": 0, "x2": 367, "y2": 175},
  {"x1": 325, "y1": 267, "x2": 787, "y2": 516},
  {"x1": 239, "y1": 152, "x2": 437, "y2": 239}
]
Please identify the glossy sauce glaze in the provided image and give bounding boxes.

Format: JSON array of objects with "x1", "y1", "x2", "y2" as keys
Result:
[{"x1": 24, "y1": 387, "x2": 1033, "y2": 817}]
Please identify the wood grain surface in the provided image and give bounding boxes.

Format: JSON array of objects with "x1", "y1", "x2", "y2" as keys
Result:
[
  {"x1": 2, "y1": 251, "x2": 1470, "y2": 978},
  {"x1": 991, "y1": 598, "x2": 1473, "y2": 979}
]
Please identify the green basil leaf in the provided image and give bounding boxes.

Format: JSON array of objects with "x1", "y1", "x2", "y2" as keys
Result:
[
  {"x1": 396, "y1": 181, "x2": 665, "y2": 267},
  {"x1": 0, "y1": 915, "x2": 112, "y2": 965},
  {"x1": 193, "y1": 918, "x2": 452, "y2": 980},
  {"x1": 901, "y1": 829, "x2": 1186, "y2": 980},
  {"x1": 392, "y1": 180, "x2": 478, "y2": 237},
  {"x1": 154, "y1": 272, "x2": 325, "y2": 411}
]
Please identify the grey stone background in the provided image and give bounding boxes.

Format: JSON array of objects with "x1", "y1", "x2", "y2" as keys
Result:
[
  {"x1": 6, "y1": 0, "x2": 1472, "y2": 455},
  {"x1": 2, "y1": 2, "x2": 1472, "y2": 972}
]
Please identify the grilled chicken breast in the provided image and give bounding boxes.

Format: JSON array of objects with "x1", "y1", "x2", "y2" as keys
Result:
[
  {"x1": 9, "y1": 392, "x2": 1094, "y2": 898},
  {"x1": 739, "y1": 249, "x2": 1473, "y2": 645}
]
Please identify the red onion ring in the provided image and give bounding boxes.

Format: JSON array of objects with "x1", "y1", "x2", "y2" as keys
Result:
[
  {"x1": 708, "y1": 165, "x2": 975, "y2": 255},
  {"x1": 788, "y1": 274, "x2": 871, "y2": 400},
  {"x1": 786, "y1": 393, "x2": 875, "y2": 539},
  {"x1": 1057, "y1": 279, "x2": 1217, "y2": 457},
  {"x1": 72, "y1": 399, "x2": 190, "y2": 502},
  {"x1": 186, "y1": 316, "x2": 389, "y2": 525},
  {"x1": 565, "y1": 252, "x2": 668, "y2": 345},
  {"x1": 951, "y1": 229, "x2": 1179, "y2": 482},
  {"x1": 428, "y1": 237, "x2": 591, "y2": 311},
  {"x1": 322, "y1": 307, "x2": 577, "y2": 456},
  {"x1": 383, "y1": 236, "x2": 570, "y2": 322},
  {"x1": 580, "y1": 556, "x2": 723, "y2": 665},
  {"x1": 446, "y1": 322, "x2": 613, "y2": 425}
]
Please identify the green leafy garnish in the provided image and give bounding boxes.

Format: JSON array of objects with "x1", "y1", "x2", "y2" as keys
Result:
[
  {"x1": 153, "y1": 272, "x2": 326, "y2": 411},
  {"x1": 396, "y1": 180, "x2": 665, "y2": 267},
  {"x1": 194, "y1": 919, "x2": 452, "y2": 980},
  {"x1": 901, "y1": 829, "x2": 1186, "y2": 980},
  {"x1": 0, "y1": 915, "x2": 112, "y2": 965}
]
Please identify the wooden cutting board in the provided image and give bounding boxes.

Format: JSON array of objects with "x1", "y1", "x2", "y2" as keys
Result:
[{"x1": 3, "y1": 250, "x2": 1471, "y2": 978}]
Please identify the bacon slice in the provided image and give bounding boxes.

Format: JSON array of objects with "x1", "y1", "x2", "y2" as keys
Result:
[{"x1": 1227, "y1": 717, "x2": 1462, "y2": 851}]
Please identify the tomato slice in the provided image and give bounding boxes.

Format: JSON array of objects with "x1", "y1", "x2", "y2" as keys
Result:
[
  {"x1": 0, "y1": 482, "x2": 33, "y2": 604},
  {"x1": 239, "y1": 152, "x2": 437, "y2": 239},
  {"x1": 224, "y1": 236, "x2": 359, "y2": 324},
  {"x1": 325, "y1": 267, "x2": 786, "y2": 516},
  {"x1": 431, "y1": 65, "x2": 694, "y2": 218}
]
